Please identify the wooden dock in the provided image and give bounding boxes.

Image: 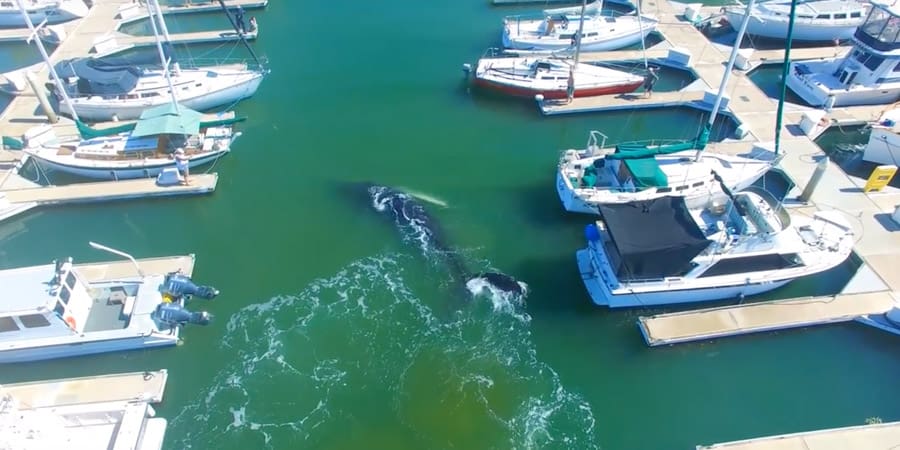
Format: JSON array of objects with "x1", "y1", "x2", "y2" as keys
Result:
[
  {"x1": 540, "y1": 89, "x2": 710, "y2": 115},
  {"x1": 75, "y1": 254, "x2": 196, "y2": 281},
  {"x1": 0, "y1": 172, "x2": 218, "y2": 224},
  {"x1": 638, "y1": 292, "x2": 897, "y2": 346},
  {"x1": 697, "y1": 420, "x2": 900, "y2": 450},
  {"x1": 2, "y1": 370, "x2": 169, "y2": 407}
]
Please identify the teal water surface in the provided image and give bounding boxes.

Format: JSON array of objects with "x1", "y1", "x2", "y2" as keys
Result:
[{"x1": 1, "y1": 1, "x2": 898, "y2": 449}]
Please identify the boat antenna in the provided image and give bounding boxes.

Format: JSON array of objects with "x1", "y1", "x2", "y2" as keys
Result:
[
  {"x1": 216, "y1": 0, "x2": 263, "y2": 68},
  {"x1": 635, "y1": 0, "x2": 648, "y2": 69},
  {"x1": 89, "y1": 242, "x2": 145, "y2": 277},
  {"x1": 148, "y1": 0, "x2": 180, "y2": 114},
  {"x1": 693, "y1": 0, "x2": 757, "y2": 161},
  {"x1": 15, "y1": 0, "x2": 79, "y2": 122},
  {"x1": 774, "y1": 0, "x2": 799, "y2": 156},
  {"x1": 149, "y1": 0, "x2": 180, "y2": 74}
]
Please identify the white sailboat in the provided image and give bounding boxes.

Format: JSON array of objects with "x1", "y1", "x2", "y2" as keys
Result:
[
  {"x1": 469, "y1": 0, "x2": 645, "y2": 99},
  {"x1": 21, "y1": 0, "x2": 241, "y2": 180},
  {"x1": 862, "y1": 107, "x2": 900, "y2": 166},
  {"x1": 723, "y1": 0, "x2": 868, "y2": 42},
  {"x1": 51, "y1": 0, "x2": 265, "y2": 121},
  {"x1": 0, "y1": 0, "x2": 87, "y2": 27},
  {"x1": 555, "y1": 0, "x2": 776, "y2": 214},
  {"x1": 576, "y1": 190, "x2": 854, "y2": 307},
  {"x1": 502, "y1": 0, "x2": 658, "y2": 52}
]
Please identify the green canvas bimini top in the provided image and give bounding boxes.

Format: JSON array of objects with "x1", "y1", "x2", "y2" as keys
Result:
[
  {"x1": 131, "y1": 103, "x2": 202, "y2": 138},
  {"x1": 622, "y1": 157, "x2": 668, "y2": 188}
]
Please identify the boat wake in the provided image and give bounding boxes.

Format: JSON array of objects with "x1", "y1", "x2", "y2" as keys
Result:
[{"x1": 169, "y1": 255, "x2": 598, "y2": 449}]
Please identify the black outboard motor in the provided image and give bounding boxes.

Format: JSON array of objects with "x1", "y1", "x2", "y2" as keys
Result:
[
  {"x1": 156, "y1": 303, "x2": 211, "y2": 326},
  {"x1": 163, "y1": 272, "x2": 220, "y2": 300}
]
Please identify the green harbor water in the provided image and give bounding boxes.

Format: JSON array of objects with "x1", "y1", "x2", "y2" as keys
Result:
[{"x1": 1, "y1": 1, "x2": 898, "y2": 449}]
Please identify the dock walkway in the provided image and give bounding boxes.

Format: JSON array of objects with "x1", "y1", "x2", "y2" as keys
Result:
[
  {"x1": 75, "y1": 254, "x2": 196, "y2": 281},
  {"x1": 1, "y1": 370, "x2": 169, "y2": 408},
  {"x1": 638, "y1": 292, "x2": 897, "y2": 346},
  {"x1": 697, "y1": 420, "x2": 900, "y2": 450}
]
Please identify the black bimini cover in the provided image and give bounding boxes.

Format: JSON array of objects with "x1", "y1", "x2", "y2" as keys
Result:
[{"x1": 598, "y1": 196, "x2": 711, "y2": 280}]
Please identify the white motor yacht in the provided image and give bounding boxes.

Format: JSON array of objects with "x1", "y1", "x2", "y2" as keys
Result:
[{"x1": 576, "y1": 191, "x2": 855, "y2": 307}]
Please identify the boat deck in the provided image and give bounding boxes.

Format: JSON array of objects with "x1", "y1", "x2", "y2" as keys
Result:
[
  {"x1": 697, "y1": 420, "x2": 900, "y2": 450},
  {"x1": 638, "y1": 292, "x2": 897, "y2": 346},
  {"x1": 2, "y1": 369, "x2": 168, "y2": 408},
  {"x1": 74, "y1": 254, "x2": 196, "y2": 282}
]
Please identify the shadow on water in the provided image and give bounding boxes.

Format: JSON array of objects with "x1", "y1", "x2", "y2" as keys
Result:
[
  {"x1": 747, "y1": 63, "x2": 807, "y2": 104},
  {"x1": 515, "y1": 182, "x2": 591, "y2": 228}
]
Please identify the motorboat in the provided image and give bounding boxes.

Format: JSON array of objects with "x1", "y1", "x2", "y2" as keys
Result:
[
  {"x1": 53, "y1": 57, "x2": 265, "y2": 121},
  {"x1": 576, "y1": 191, "x2": 855, "y2": 307},
  {"x1": 0, "y1": 243, "x2": 218, "y2": 363},
  {"x1": 502, "y1": 12, "x2": 657, "y2": 52},
  {"x1": 723, "y1": 0, "x2": 868, "y2": 42},
  {"x1": 787, "y1": 0, "x2": 900, "y2": 107},
  {"x1": 0, "y1": 0, "x2": 88, "y2": 27},
  {"x1": 24, "y1": 103, "x2": 240, "y2": 180},
  {"x1": 469, "y1": 52, "x2": 644, "y2": 99},
  {"x1": 556, "y1": 131, "x2": 775, "y2": 213},
  {"x1": 1, "y1": 370, "x2": 169, "y2": 450}
]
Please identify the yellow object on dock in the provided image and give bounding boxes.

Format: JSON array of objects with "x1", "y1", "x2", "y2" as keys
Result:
[
  {"x1": 638, "y1": 292, "x2": 896, "y2": 346},
  {"x1": 863, "y1": 165, "x2": 898, "y2": 193},
  {"x1": 697, "y1": 420, "x2": 900, "y2": 449}
]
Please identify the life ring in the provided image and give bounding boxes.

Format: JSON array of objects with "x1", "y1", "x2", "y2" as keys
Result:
[{"x1": 65, "y1": 316, "x2": 77, "y2": 330}]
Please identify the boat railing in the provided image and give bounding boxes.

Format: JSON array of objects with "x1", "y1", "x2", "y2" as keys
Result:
[
  {"x1": 586, "y1": 130, "x2": 608, "y2": 155},
  {"x1": 738, "y1": 186, "x2": 791, "y2": 231}
]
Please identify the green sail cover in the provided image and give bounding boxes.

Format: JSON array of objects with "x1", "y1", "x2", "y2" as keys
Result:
[
  {"x1": 622, "y1": 157, "x2": 668, "y2": 187},
  {"x1": 607, "y1": 125, "x2": 712, "y2": 161},
  {"x1": 76, "y1": 116, "x2": 247, "y2": 140}
]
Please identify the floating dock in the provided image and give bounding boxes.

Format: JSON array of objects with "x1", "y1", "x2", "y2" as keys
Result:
[
  {"x1": 119, "y1": 0, "x2": 268, "y2": 24},
  {"x1": 638, "y1": 292, "x2": 897, "y2": 346},
  {"x1": 1, "y1": 370, "x2": 170, "y2": 450},
  {"x1": 697, "y1": 420, "x2": 900, "y2": 449},
  {"x1": 94, "y1": 29, "x2": 257, "y2": 57},
  {"x1": 2, "y1": 370, "x2": 169, "y2": 407},
  {"x1": 0, "y1": 172, "x2": 218, "y2": 224}
]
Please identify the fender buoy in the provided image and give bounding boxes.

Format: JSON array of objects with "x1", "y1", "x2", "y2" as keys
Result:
[
  {"x1": 819, "y1": 116, "x2": 830, "y2": 127},
  {"x1": 65, "y1": 316, "x2": 77, "y2": 330}
]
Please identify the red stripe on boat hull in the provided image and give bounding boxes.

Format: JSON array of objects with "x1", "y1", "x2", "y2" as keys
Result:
[{"x1": 472, "y1": 78, "x2": 643, "y2": 99}]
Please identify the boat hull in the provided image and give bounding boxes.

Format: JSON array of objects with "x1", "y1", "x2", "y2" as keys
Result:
[
  {"x1": 503, "y1": 28, "x2": 652, "y2": 52},
  {"x1": 473, "y1": 76, "x2": 642, "y2": 99},
  {"x1": 61, "y1": 72, "x2": 264, "y2": 121},
  {"x1": 787, "y1": 60, "x2": 900, "y2": 107},
  {"x1": 0, "y1": 333, "x2": 178, "y2": 364},
  {"x1": 723, "y1": 10, "x2": 860, "y2": 41},
  {"x1": 30, "y1": 150, "x2": 228, "y2": 180},
  {"x1": 0, "y1": 1, "x2": 88, "y2": 26},
  {"x1": 576, "y1": 248, "x2": 792, "y2": 308}
]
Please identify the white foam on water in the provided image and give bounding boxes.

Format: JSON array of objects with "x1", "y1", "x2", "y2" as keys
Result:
[
  {"x1": 399, "y1": 187, "x2": 449, "y2": 208},
  {"x1": 466, "y1": 276, "x2": 530, "y2": 324},
  {"x1": 170, "y1": 255, "x2": 599, "y2": 449}
]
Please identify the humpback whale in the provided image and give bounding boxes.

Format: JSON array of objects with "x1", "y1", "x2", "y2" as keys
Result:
[{"x1": 365, "y1": 185, "x2": 527, "y2": 298}]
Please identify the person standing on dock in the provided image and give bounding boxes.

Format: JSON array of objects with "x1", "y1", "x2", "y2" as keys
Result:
[
  {"x1": 235, "y1": 6, "x2": 246, "y2": 34},
  {"x1": 643, "y1": 67, "x2": 659, "y2": 98},
  {"x1": 173, "y1": 148, "x2": 190, "y2": 185},
  {"x1": 566, "y1": 67, "x2": 575, "y2": 104}
]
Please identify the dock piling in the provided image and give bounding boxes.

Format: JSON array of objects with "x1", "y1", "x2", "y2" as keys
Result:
[
  {"x1": 24, "y1": 71, "x2": 57, "y2": 124},
  {"x1": 798, "y1": 157, "x2": 828, "y2": 203}
]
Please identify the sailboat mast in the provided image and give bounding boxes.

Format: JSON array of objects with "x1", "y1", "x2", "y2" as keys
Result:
[
  {"x1": 694, "y1": 0, "x2": 757, "y2": 161},
  {"x1": 635, "y1": 0, "x2": 648, "y2": 69},
  {"x1": 147, "y1": 0, "x2": 179, "y2": 113},
  {"x1": 774, "y1": 0, "x2": 799, "y2": 156},
  {"x1": 216, "y1": 0, "x2": 263, "y2": 68},
  {"x1": 573, "y1": 0, "x2": 589, "y2": 65},
  {"x1": 15, "y1": 0, "x2": 79, "y2": 122},
  {"x1": 150, "y1": 0, "x2": 180, "y2": 74}
]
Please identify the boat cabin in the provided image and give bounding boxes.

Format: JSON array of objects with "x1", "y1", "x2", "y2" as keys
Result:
[
  {"x1": 0, "y1": 259, "x2": 142, "y2": 345},
  {"x1": 833, "y1": 1, "x2": 900, "y2": 87}
]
